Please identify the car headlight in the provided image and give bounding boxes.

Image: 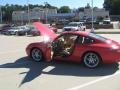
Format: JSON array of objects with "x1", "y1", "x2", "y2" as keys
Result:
[{"x1": 111, "y1": 44, "x2": 119, "y2": 50}]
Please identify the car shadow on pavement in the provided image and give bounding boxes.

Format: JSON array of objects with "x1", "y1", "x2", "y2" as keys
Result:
[{"x1": 0, "y1": 56, "x2": 119, "y2": 87}]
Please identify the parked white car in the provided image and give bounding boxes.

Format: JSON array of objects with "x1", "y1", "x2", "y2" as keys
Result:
[{"x1": 63, "y1": 22, "x2": 86, "y2": 32}]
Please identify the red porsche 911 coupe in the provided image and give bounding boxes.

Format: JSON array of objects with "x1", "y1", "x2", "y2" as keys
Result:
[{"x1": 26, "y1": 22, "x2": 120, "y2": 68}]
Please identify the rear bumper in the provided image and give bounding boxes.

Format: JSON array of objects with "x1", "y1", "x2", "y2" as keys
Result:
[{"x1": 102, "y1": 49, "x2": 120, "y2": 64}]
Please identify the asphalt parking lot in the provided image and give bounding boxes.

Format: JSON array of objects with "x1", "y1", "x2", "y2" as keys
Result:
[{"x1": 0, "y1": 33, "x2": 120, "y2": 90}]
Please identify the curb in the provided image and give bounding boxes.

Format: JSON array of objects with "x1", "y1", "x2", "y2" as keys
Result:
[{"x1": 95, "y1": 31, "x2": 120, "y2": 34}]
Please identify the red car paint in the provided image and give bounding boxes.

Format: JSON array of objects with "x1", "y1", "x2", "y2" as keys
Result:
[
  {"x1": 33, "y1": 22, "x2": 57, "y2": 40},
  {"x1": 26, "y1": 22, "x2": 120, "y2": 65}
]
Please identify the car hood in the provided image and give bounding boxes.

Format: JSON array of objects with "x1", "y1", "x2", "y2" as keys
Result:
[
  {"x1": 33, "y1": 22, "x2": 57, "y2": 41},
  {"x1": 64, "y1": 26, "x2": 78, "y2": 29}
]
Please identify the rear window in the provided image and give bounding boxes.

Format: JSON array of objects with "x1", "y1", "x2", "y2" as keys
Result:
[{"x1": 88, "y1": 33, "x2": 108, "y2": 41}]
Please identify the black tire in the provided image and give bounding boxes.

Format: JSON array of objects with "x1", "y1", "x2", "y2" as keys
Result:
[
  {"x1": 30, "y1": 48, "x2": 43, "y2": 62},
  {"x1": 83, "y1": 52, "x2": 101, "y2": 68}
]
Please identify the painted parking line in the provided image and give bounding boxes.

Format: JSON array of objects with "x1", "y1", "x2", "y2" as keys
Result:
[
  {"x1": 68, "y1": 70, "x2": 120, "y2": 90},
  {"x1": 42, "y1": 66, "x2": 55, "y2": 72}
]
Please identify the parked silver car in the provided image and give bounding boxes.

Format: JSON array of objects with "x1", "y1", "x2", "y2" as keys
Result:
[
  {"x1": 6, "y1": 26, "x2": 30, "y2": 35},
  {"x1": 63, "y1": 22, "x2": 86, "y2": 32}
]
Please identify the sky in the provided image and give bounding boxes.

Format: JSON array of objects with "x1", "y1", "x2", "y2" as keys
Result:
[{"x1": 0, "y1": 0, "x2": 104, "y2": 8}]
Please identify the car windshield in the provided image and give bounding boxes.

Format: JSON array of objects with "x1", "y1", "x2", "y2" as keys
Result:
[
  {"x1": 67, "y1": 22, "x2": 84, "y2": 27},
  {"x1": 88, "y1": 33, "x2": 108, "y2": 41},
  {"x1": 67, "y1": 23, "x2": 79, "y2": 27}
]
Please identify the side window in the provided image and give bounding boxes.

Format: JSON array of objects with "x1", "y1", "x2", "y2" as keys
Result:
[
  {"x1": 77, "y1": 35, "x2": 83, "y2": 44},
  {"x1": 83, "y1": 37, "x2": 94, "y2": 44},
  {"x1": 77, "y1": 36, "x2": 94, "y2": 44}
]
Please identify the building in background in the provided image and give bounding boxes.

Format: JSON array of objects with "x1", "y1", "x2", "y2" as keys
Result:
[
  {"x1": 12, "y1": 7, "x2": 57, "y2": 24},
  {"x1": 12, "y1": 7, "x2": 109, "y2": 25},
  {"x1": 48, "y1": 13, "x2": 75, "y2": 22},
  {"x1": 77, "y1": 8, "x2": 109, "y2": 22}
]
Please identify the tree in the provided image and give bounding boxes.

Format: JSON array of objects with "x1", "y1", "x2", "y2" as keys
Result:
[
  {"x1": 1, "y1": 3, "x2": 58, "y2": 22},
  {"x1": 85, "y1": 3, "x2": 91, "y2": 9},
  {"x1": 44, "y1": 2, "x2": 57, "y2": 9},
  {"x1": 78, "y1": 7, "x2": 84, "y2": 12},
  {"x1": 104, "y1": 0, "x2": 120, "y2": 15},
  {"x1": 58, "y1": 6, "x2": 71, "y2": 13}
]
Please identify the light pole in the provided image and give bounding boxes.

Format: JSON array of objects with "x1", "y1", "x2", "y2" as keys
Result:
[
  {"x1": 27, "y1": 0, "x2": 30, "y2": 24},
  {"x1": 44, "y1": 2, "x2": 48, "y2": 24},
  {"x1": 0, "y1": 5, "x2": 2, "y2": 23},
  {"x1": 91, "y1": 0, "x2": 94, "y2": 32},
  {"x1": 21, "y1": 11, "x2": 24, "y2": 25}
]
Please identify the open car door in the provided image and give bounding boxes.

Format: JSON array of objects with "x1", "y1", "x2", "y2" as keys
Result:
[{"x1": 45, "y1": 43, "x2": 54, "y2": 62}]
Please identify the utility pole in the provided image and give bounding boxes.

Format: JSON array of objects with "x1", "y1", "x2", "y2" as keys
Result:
[
  {"x1": 27, "y1": 0, "x2": 30, "y2": 24},
  {"x1": 0, "y1": 5, "x2": 2, "y2": 23},
  {"x1": 21, "y1": 11, "x2": 24, "y2": 25},
  {"x1": 44, "y1": 2, "x2": 48, "y2": 24},
  {"x1": 91, "y1": 0, "x2": 94, "y2": 32}
]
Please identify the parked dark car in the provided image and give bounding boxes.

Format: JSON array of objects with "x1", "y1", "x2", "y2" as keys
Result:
[
  {"x1": 0, "y1": 24, "x2": 11, "y2": 34},
  {"x1": 26, "y1": 26, "x2": 40, "y2": 36},
  {"x1": 3, "y1": 27, "x2": 17, "y2": 35},
  {"x1": 27, "y1": 29, "x2": 40, "y2": 36}
]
